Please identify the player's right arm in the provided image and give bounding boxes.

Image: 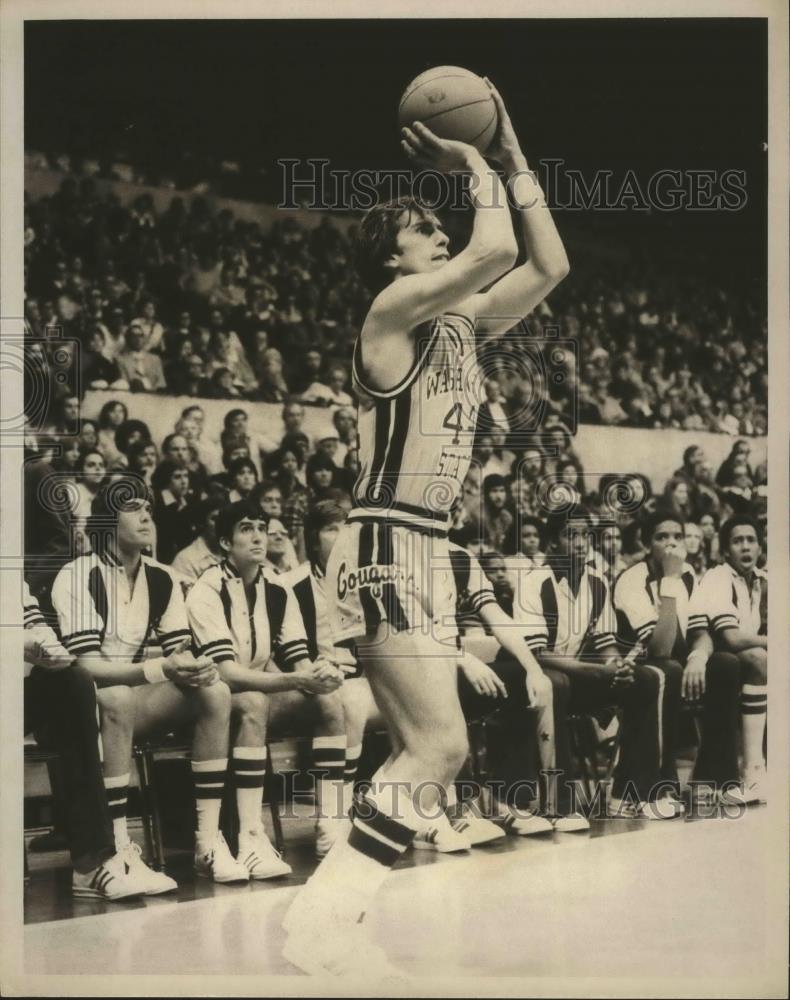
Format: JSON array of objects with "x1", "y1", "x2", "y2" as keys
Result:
[
  {"x1": 50, "y1": 562, "x2": 216, "y2": 686},
  {"x1": 185, "y1": 578, "x2": 341, "y2": 695},
  {"x1": 369, "y1": 124, "x2": 517, "y2": 332}
]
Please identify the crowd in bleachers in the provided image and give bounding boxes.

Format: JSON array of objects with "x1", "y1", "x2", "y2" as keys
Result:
[
  {"x1": 24, "y1": 173, "x2": 767, "y2": 435},
  {"x1": 22, "y1": 169, "x2": 769, "y2": 905}
]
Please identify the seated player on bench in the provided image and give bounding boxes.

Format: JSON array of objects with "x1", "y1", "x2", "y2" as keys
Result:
[
  {"x1": 693, "y1": 514, "x2": 768, "y2": 804},
  {"x1": 512, "y1": 510, "x2": 670, "y2": 819},
  {"x1": 51, "y1": 477, "x2": 243, "y2": 892},
  {"x1": 186, "y1": 499, "x2": 349, "y2": 867},
  {"x1": 282, "y1": 500, "x2": 384, "y2": 853}
]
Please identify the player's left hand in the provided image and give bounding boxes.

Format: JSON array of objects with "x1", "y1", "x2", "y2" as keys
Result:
[
  {"x1": 483, "y1": 78, "x2": 524, "y2": 169},
  {"x1": 525, "y1": 668, "x2": 552, "y2": 710}
]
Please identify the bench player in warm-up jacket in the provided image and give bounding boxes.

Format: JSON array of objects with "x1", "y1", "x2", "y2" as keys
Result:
[
  {"x1": 187, "y1": 500, "x2": 348, "y2": 869},
  {"x1": 51, "y1": 477, "x2": 243, "y2": 892},
  {"x1": 693, "y1": 514, "x2": 768, "y2": 803},
  {"x1": 282, "y1": 79, "x2": 570, "y2": 977}
]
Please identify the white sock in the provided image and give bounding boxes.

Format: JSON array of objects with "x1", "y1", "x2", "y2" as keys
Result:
[
  {"x1": 192, "y1": 758, "x2": 227, "y2": 849},
  {"x1": 741, "y1": 684, "x2": 767, "y2": 771},
  {"x1": 104, "y1": 773, "x2": 130, "y2": 850},
  {"x1": 232, "y1": 746, "x2": 266, "y2": 835}
]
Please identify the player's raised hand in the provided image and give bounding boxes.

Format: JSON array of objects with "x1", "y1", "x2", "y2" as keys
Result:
[
  {"x1": 401, "y1": 121, "x2": 480, "y2": 173},
  {"x1": 483, "y1": 77, "x2": 524, "y2": 169}
]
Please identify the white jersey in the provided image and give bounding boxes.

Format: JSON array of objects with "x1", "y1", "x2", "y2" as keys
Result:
[{"x1": 351, "y1": 310, "x2": 480, "y2": 533}]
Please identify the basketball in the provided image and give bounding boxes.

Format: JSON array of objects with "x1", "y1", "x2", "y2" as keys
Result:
[{"x1": 398, "y1": 66, "x2": 497, "y2": 154}]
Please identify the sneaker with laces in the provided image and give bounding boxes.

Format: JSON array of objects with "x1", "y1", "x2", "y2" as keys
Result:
[
  {"x1": 72, "y1": 852, "x2": 146, "y2": 901},
  {"x1": 610, "y1": 797, "x2": 678, "y2": 820},
  {"x1": 413, "y1": 812, "x2": 471, "y2": 853},
  {"x1": 316, "y1": 815, "x2": 352, "y2": 858},
  {"x1": 119, "y1": 841, "x2": 178, "y2": 895},
  {"x1": 238, "y1": 828, "x2": 292, "y2": 879},
  {"x1": 195, "y1": 831, "x2": 250, "y2": 883},
  {"x1": 492, "y1": 801, "x2": 554, "y2": 836},
  {"x1": 551, "y1": 812, "x2": 591, "y2": 833},
  {"x1": 742, "y1": 765, "x2": 767, "y2": 804},
  {"x1": 448, "y1": 804, "x2": 506, "y2": 846}
]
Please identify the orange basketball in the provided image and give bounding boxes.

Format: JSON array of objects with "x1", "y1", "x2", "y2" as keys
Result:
[{"x1": 398, "y1": 66, "x2": 497, "y2": 154}]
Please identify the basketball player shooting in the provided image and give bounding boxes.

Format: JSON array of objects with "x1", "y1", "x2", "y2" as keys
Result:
[{"x1": 282, "y1": 78, "x2": 569, "y2": 978}]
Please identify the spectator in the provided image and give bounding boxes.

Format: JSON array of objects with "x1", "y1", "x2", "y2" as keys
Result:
[
  {"x1": 152, "y1": 460, "x2": 198, "y2": 564},
  {"x1": 130, "y1": 299, "x2": 165, "y2": 353},
  {"x1": 476, "y1": 376, "x2": 511, "y2": 437},
  {"x1": 660, "y1": 476, "x2": 695, "y2": 522},
  {"x1": 206, "y1": 329, "x2": 258, "y2": 395},
  {"x1": 470, "y1": 475, "x2": 513, "y2": 553},
  {"x1": 70, "y1": 449, "x2": 108, "y2": 553},
  {"x1": 716, "y1": 440, "x2": 754, "y2": 486},
  {"x1": 171, "y1": 497, "x2": 225, "y2": 581},
  {"x1": 117, "y1": 324, "x2": 166, "y2": 392},
  {"x1": 305, "y1": 452, "x2": 339, "y2": 502},
  {"x1": 263, "y1": 515, "x2": 300, "y2": 575},
  {"x1": 98, "y1": 399, "x2": 129, "y2": 468},
  {"x1": 683, "y1": 521, "x2": 707, "y2": 581},
  {"x1": 114, "y1": 419, "x2": 152, "y2": 468},
  {"x1": 81, "y1": 327, "x2": 126, "y2": 390},
  {"x1": 590, "y1": 377, "x2": 627, "y2": 425},
  {"x1": 255, "y1": 347, "x2": 290, "y2": 403},
  {"x1": 251, "y1": 480, "x2": 284, "y2": 520},
  {"x1": 127, "y1": 439, "x2": 159, "y2": 487},
  {"x1": 331, "y1": 406, "x2": 357, "y2": 466},
  {"x1": 300, "y1": 362, "x2": 353, "y2": 408},
  {"x1": 77, "y1": 418, "x2": 100, "y2": 452},
  {"x1": 227, "y1": 457, "x2": 259, "y2": 502}
]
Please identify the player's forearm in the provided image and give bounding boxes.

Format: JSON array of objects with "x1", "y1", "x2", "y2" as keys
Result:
[
  {"x1": 719, "y1": 628, "x2": 767, "y2": 652},
  {"x1": 647, "y1": 600, "x2": 679, "y2": 658},
  {"x1": 489, "y1": 623, "x2": 542, "y2": 676},
  {"x1": 506, "y1": 154, "x2": 569, "y2": 281},
  {"x1": 78, "y1": 654, "x2": 149, "y2": 686},
  {"x1": 466, "y1": 150, "x2": 519, "y2": 265},
  {"x1": 535, "y1": 650, "x2": 588, "y2": 673},
  {"x1": 218, "y1": 661, "x2": 297, "y2": 693}
]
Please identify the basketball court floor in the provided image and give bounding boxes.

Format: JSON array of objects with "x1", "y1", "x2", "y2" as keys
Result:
[{"x1": 23, "y1": 805, "x2": 775, "y2": 990}]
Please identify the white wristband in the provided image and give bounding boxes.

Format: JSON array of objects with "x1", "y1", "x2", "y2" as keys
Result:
[
  {"x1": 659, "y1": 578, "x2": 685, "y2": 600},
  {"x1": 143, "y1": 659, "x2": 167, "y2": 684}
]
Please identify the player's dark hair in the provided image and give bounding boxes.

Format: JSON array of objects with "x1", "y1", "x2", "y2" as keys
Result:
[
  {"x1": 355, "y1": 197, "x2": 433, "y2": 294},
  {"x1": 215, "y1": 500, "x2": 269, "y2": 547},
  {"x1": 545, "y1": 507, "x2": 594, "y2": 548},
  {"x1": 85, "y1": 474, "x2": 153, "y2": 554},
  {"x1": 304, "y1": 500, "x2": 348, "y2": 569},
  {"x1": 640, "y1": 510, "x2": 685, "y2": 548},
  {"x1": 719, "y1": 514, "x2": 763, "y2": 553}
]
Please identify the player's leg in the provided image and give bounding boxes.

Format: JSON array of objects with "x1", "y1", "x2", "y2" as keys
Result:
[
  {"x1": 340, "y1": 677, "x2": 381, "y2": 803},
  {"x1": 641, "y1": 657, "x2": 684, "y2": 794},
  {"x1": 691, "y1": 651, "x2": 741, "y2": 798},
  {"x1": 95, "y1": 685, "x2": 136, "y2": 854},
  {"x1": 283, "y1": 625, "x2": 466, "y2": 973},
  {"x1": 134, "y1": 680, "x2": 246, "y2": 885},
  {"x1": 224, "y1": 690, "x2": 290, "y2": 879},
  {"x1": 455, "y1": 650, "x2": 552, "y2": 838},
  {"x1": 737, "y1": 646, "x2": 767, "y2": 801},
  {"x1": 30, "y1": 667, "x2": 142, "y2": 901}
]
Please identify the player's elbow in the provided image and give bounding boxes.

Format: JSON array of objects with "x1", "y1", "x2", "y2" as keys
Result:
[
  {"x1": 476, "y1": 239, "x2": 518, "y2": 281},
  {"x1": 542, "y1": 253, "x2": 570, "y2": 284}
]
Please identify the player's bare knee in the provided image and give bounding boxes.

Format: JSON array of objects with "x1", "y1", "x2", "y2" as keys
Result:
[
  {"x1": 315, "y1": 689, "x2": 345, "y2": 728},
  {"x1": 195, "y1": 678, "x2": 232, "y2": 718},
  {"x1": 737, "y1": 646, "x2": 767, "y2": 684},
  {"x1": 98, "y1": 685, "x2": 135, "y2": 729},
  {"x1": 232, "y1": 689, "x2": 268, "y2": 725}
]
